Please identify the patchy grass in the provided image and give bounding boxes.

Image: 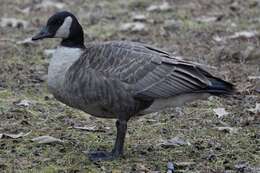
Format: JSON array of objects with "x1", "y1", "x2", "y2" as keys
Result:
[{"x1": 0, "y1": 0, "x2": 259, "y2": 172}]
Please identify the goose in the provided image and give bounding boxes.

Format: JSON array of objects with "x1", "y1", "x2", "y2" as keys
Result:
[{"x1": 32, "y1": 11, "x2": 234, "y2": 161}]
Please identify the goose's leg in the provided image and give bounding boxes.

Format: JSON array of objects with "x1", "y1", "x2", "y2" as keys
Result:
[
  {"x1": 88, "y1": 119, "x2": 128, "y2": 161},
  {"x1": 112, "y1": 119, "x2": 127, "y2": 156}
]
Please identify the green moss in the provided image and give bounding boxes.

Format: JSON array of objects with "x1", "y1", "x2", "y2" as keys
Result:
[{"x1": 0, "y1": 89, "x2": 13, "y2": 99}]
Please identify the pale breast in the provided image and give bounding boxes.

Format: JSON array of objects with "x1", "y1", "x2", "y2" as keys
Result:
[
  {"x1": 47, "y1": 46, "x2": 116, "y2": 118},
  {"x1": 47, "y1": 46, "x2": 83, "y2": 102},
  {"x1": 48, "y1": 47, "x2": 82, "y2": 91}
]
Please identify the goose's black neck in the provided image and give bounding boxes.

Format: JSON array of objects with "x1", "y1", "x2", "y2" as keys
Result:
[
  {"x1": 61, "y1": 18, "x2": 85, "y2": 49},
  {"x1": 61, "y1": 37, "x2": 85, "y2": 49}
]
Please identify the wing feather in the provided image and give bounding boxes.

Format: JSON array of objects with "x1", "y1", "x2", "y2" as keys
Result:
[{"x1": 71, "y1": 41, "x2": 214, "y2": 100}]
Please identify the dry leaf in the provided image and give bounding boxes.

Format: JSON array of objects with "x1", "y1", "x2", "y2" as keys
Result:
[
  {"x1": 214, "y1": 127, "x2": 239, "y2": 134},
  {"x1": 15, "y1": 7, "x2": 31, "y2": 15},
  {"x1": 147, "y1": 2, "x2": 171, "y2": 12},
  {"x1": 213, "y1": 108, "x2": 229, "y2": 118},
  {"x1": 228, "y1": 31, "x2": 258, "y2": 39},
  {"x1": 31, "y1": 135, "x2": 63, "y2": 144},
  {"x1": 73, "y1": 125, "x2": 106, "y2": 132},
  {"x1": 196, "y1": 16, "x2": 218, "y2": 23},
  {"x1": 248, "y1": 76, "x2": 260, "y2": 80},
  {"x1": 120, "y1": 22, "x2": 147, "y2": 32},
  {"x1": 14, "y1": 99, "x2": 32, "y2": 107},
  {"x1": 213, "y1": 35, "x2": 223, "y2": 42},
  {"x1": 213, "y1": 31, "x2": 258, "y2": 42},
  {"x1": 175, "y1": 162, "x2": 196, "y2": 168},
  {"x1": 0, "y1": 131, "x2": 31, "y2": 139},
  {"x1": 161, "y1": 136, "x2": 191, "y2": 148},
  {"x1": 134, "y1": 163, "x2": 150, "y2": 172},
  {"x1": 35, "y1": 0, "x2": 66, "y2": 10},
  {"x1": 247, "y1": 103, "x2": 260, "y2": 114},
  {"x1": 17, "y1": 37, "x2": 35, "y2": 45}
]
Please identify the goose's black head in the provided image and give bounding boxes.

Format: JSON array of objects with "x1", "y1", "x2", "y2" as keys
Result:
[{"x1": 32, "y1": 11, "x2": 85, "y2": 48}]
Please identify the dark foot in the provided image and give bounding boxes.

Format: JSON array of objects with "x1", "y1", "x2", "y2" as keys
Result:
[
  {"x1": 87, "y1": 120, "x2": 127, "y2": 162},
  {"x1": 88, "y1": 151, "x2": 120, "y2": 161}
]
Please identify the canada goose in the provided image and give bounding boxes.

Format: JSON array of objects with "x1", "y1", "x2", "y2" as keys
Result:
[{"x1": 32, "y1": 11, "x2": 234, "y2": 161}]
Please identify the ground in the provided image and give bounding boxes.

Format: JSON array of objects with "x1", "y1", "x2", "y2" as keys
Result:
[{"x1": 0, "y1": 0, "x2": 259, "y2": 172}]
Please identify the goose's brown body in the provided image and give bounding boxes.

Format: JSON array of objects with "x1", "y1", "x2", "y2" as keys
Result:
[{"x1": 58, "y1": 41, "x2": 232, "y2": 119}]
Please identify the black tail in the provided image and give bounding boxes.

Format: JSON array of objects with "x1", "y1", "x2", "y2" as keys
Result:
[
  {"x1": 198, "y1": 67, "x2": 235, "y2": 96},
  {"x1": 206, "y1": 76, "x2": 235, "y2": 96}
]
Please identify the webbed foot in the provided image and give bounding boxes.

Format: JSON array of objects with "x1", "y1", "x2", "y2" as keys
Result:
[{"x1": 87, "y1": 119, "x2": 128, "y2": 162}]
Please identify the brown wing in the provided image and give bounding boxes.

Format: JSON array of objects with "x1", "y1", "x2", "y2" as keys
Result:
[{"x1": 68, "y1": 41, "x2": 212, "y2": 101}]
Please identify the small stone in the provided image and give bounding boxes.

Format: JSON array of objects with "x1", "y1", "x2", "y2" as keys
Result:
[{"x1": 167, "y1": 162, "x2": 174, "y2": 173}]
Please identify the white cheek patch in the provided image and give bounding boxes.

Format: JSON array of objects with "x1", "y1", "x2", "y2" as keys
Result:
[{"x1": 55, "y1": 16, "x2": 72, "y2": 38}]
